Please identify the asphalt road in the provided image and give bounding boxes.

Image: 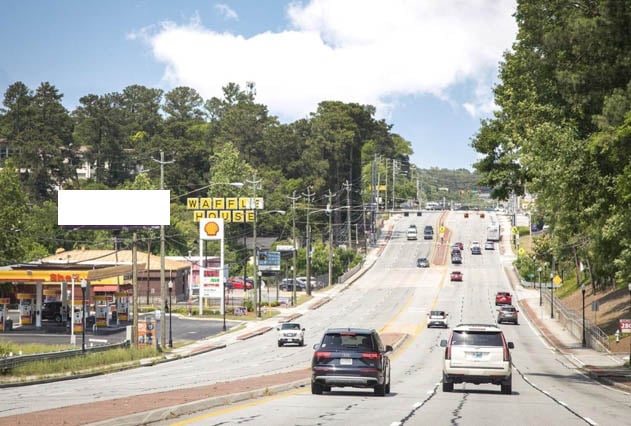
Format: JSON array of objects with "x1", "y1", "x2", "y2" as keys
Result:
[{"x1": 0, "y1": 211, "x2": 629, "y2": 426}]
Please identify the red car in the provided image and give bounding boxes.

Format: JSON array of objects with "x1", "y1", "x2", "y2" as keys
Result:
[
  {"x1": 450, "y1": 271, "x2": 463, "y2": 281},
  {"x1": 227, "y1": 277, "x2": 253, "y2": 290},
  {"x1": 495, "y1": 292, "x2": 512, "y2": 306}
]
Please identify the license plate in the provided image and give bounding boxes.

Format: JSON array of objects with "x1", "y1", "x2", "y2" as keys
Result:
[
  {"x1": 340, "y1": 358, "x2": 352, "y2": 365},
  {"x1": 469, "y1": 352, "x2": 483, "y2": 359}
]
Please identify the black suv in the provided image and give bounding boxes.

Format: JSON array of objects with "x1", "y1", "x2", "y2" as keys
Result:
[
  {"x1": 311, "y1": 328, "x2": 392, "y2": 396},
  {"x1": 423, "y1": 225, "x2": 434, "y2": 240},
  {"x1": 41, "y1": 301, "x2": 66, "y2": 322}
]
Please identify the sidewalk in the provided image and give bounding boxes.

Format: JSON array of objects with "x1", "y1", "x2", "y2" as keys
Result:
[{"x1": 498, "y1": 214, "x2": 630, "y2": 392}]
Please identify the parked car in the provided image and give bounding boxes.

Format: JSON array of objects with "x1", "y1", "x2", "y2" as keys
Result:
[
  {"x1": 417, "y1": 257, "x2": 430, "y2": 268},
  {"x1": 279, "y1": 278, "x2": 306, "y2": 291},
  {"x1": 440, "y1": 323, "x2": 515, "y2": 394},
  {"x1": 41, "y1": 301, "x2": 66, "y2": 322},
  {"x1": 227, "y1": 277, "x2": 253, "y2": 290},
  {"x1": 497, "y1": 305, "x2": 519, "y2": 325},
  {"x1": 311, "y1": 328, "x2": 392, "y2": 395},
  {"x1": 450, "y1": 271, "x2": 463, "y2": 281},
  {"x1": 484, "y1": 240, "x2": 495, "y2": 250},
  {"x1": 276, "y1": 322, "x2": 305, "y2": 346},
  {"x1": 427, "y1": 310, "x2": 449, "y2": 328},
  {"x1": 495, "y1": 291, "x2": 512, "y2": 306}
]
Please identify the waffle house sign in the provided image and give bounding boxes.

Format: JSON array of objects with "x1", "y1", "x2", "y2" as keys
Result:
[{"x1": 187, "y1": 197, "x2": 264, "y2": 223}]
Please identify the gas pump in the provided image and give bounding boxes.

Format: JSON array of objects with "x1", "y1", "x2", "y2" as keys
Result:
[
  {"x1": 116, "y1": 292, "x2": 129, "y2": 321},
  {"x1": 95, "y1": 295, "x2": 108, "y2": 328},
  {"x1": 72, "y1": 300, "x2": 83, "y2": 334},
  {"x1": 17, "y1": 293, "x2": 34, "y2": 325}
]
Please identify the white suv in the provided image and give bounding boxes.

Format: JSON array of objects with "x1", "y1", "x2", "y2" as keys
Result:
[
  {"x1": 439, "y1": 323, "x2": 514, "y2": 394},
  {"x1": 276, "y1": 322, "x2": 305, "y2": 347}
]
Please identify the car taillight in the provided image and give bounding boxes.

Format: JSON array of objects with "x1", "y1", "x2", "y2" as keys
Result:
[
  {"x1": 361, "y1": 352, "x2": 381, "y2": 360},
  {"x1": 445, "y1": 339, "x2": 452, "y2": 360},
  {"x1": 501, "y1": 336, "x2": 510, "y2": 361},
  {"x1": 314, "y1": 351, "x2": 332, "y2": 360}
]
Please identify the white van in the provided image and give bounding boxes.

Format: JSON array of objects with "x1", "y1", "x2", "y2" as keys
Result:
[{"x1": 406, "y1": 227, "x2": 418, "y2": 240}]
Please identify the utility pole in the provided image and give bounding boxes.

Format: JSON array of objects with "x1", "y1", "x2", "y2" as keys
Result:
[
  {"x1": 247, "y1": 173, "x2": 262, "y2": 317},
  {"x1": 325, "y1": 189, "x2": 335, "y2": 287},
  {"x1": 370, "y1": 155, "x2": 377, "y2": 245},
  {"x1": 152, "y1": 150, "x2": 174, "y2": 348},
  {"x1": 287, "y1": 191, "x2": 300, "y2": 305},
  {"x1": 132, "y1": 232, "x2": 138, "y2": 348},
  {"x1": 303, "y1": 186, "x2": 315, "y2": 295},
  {"x1": 343, "y1": 180, "x2": 352, "y2": 249},
  {"x1": 392, "y1": 159, "x2": 396, "y2": 210}
]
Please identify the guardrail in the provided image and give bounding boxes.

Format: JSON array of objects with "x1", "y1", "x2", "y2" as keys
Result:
[{"x1": 0, "y1": 340, "x2": 129, "y2": 372}]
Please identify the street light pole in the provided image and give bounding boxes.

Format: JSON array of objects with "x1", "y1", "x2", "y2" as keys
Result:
[
  {"x1": 80, "y1": 279, "x2": 87, "y2": 353},
  {"x1": 538, "y1": 267, "x2": 542, "y2": 306},
  {"x1": 628, "y1": 283, "x2": 631, "y2": 364},
  {"x1": 581, "y1": 284, "x2": 586, "y2": 347},
  {"x1": 168, "y1": 280, "x2": 173, "y2": 348},
  {"x1": 550, "y1": 272, "x2": 554, "y2": 319}
]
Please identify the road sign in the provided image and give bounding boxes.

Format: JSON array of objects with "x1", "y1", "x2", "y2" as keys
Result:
[
  {"x1": 439, "y1": 226, "x2": 445, "y2": 234},
  {"x1": 619, "y1": 318, "x2": 631, "y2": 334},
  {"x1": 512, "y1": 226, "x2": 518, "y2": 235},
  {"x1": 552, "y1": 275, "x2": 562, "y2": 285}
]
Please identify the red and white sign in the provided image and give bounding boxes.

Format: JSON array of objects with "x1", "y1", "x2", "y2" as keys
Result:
[{"x1": 619, "y1": 319, "x2": 631, "y2": 334}]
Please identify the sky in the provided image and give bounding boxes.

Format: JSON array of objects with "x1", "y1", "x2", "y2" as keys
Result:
[{"x1": 0, "y1": 0, "x2": 518, "y2": 170}]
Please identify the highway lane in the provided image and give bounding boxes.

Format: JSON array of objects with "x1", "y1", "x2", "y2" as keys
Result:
[
  {"x1": 154, "y1": 212, "x2": 629, "y2": 426},
  {"x1": 1, "y1": 212, "x2": 629, "y2": 425}
]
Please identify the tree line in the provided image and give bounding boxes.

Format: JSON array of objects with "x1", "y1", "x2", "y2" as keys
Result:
[
  {"x1": 472, "y1": 0, "x2": 631, "y2": 290},
  {"x1": 0, "y1": 79, "x2": 431, "y2": 278}
]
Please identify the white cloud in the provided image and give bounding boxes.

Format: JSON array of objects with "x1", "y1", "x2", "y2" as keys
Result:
[
  {"x1": 146, "y1": 0, "x2": 516, "y2": 121},
  {"x1": 214, "y1": 4, "x2": 238, "y2": 21}
]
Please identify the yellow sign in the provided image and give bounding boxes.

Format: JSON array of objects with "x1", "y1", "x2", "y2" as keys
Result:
[
  {"x1": 440, "y1": 226, "x2": 445, "y2": 234},
  {"x1": 512, "y1": 226, "x2": 518, "y2": 235},
  {"x1": 553, "y1": 275, "x2": 562, "y2": 285},
  {"x1": 518, "y1": 248, "x2": 525, "y2": 256}
]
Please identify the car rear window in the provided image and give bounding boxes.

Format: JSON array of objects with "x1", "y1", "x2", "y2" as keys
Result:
[
  {"x1": 451, "y1": 331, "x2": 503, "y2": 346},
  {"x1": 321, "y1": 333, "x2": 374, "y2": 350}
]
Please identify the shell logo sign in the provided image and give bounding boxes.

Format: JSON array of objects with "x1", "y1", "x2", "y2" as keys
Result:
[{"x1": 200, "y1": 218, "x2": 224, "y2": 240}]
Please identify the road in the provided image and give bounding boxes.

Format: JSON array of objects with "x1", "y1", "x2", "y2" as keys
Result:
[{"x1": 0, "y1": 212, "x2": 629, "y2": 425}]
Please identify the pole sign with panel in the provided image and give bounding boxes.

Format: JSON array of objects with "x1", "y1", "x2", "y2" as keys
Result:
[
  {"x1": 257, "y1": 251, "x2": 281, "y2": 272},
  {"x1": 620, "y1": 319, "x2": 631, "y2": 334},
  {"x1": 199, "y1": 218, "x2": 226, "y2": 315}
]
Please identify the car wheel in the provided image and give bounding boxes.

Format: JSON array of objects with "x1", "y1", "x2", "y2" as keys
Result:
[
  {"x1": 374, "y1": 383, "x2": 386, "y2": 396},
  {"x1": 311, "y1": 382, "x2": 323, "y2": 395},
  {"x1": 300, "y1": 339, "x2": 305, "y2": 346},
  {"x1": 501, "y1": 377, "x2": 512, "y2": 394},
  {"x1": 442, "y1": 381, "x2": 454, "y2": 392},
  {"x1": 278, "y1": 341, "x2": 283, "y2": 347},
  {"x1": 385, "y1": 378, "x2": 391, "y2": 394}
]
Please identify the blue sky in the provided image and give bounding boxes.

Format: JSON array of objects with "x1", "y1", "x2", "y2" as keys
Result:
[{"x1": 0, "y1": 0, "x2": 517, "y2": 170}]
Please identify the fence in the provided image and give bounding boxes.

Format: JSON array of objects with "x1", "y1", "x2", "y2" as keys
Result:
[{"x1": 0, "y1": 340, "x2": 129, "y2": 372}]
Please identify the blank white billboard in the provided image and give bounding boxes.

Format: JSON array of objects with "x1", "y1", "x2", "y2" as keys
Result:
[{"x1": 58, "y1": 190, "x2": 170, "y2": 227}]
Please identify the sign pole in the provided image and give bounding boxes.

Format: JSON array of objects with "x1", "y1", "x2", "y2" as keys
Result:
[{"x1": 199, "y1": 236, "x2": 204, "y2": 316}]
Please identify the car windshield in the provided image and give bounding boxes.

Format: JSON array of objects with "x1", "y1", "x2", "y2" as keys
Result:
[
  {"x1": 430, "y1": 311, "x2": 445, "y2": 316},
  {"x1": 451, "y1": 331, "x2": 503, "y2": 346}
]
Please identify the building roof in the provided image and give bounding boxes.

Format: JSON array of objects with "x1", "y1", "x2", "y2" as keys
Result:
[{"x1": 39, "y1": 249, "x2": 189, "y2": 272}]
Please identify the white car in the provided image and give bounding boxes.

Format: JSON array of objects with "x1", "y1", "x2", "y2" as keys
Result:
[
  {"x1": 440, "y1": 323, "x2": 515, "y2": 394},
  {"x1": 276, "y1": 322, "x2": 305, "y2": 347},
  {"x1": 427, "y1": 311, "x2": 449, "y2": 328}
]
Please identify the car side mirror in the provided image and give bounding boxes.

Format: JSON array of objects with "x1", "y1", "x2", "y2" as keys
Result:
[
  {"x1": 507, "y1": 342, "x2": 514, "y2": 349},
  {"x1": 276, "y1": 326, "x2": 280, "y2": 331},
  {"x1": 313, "y1": 343, "x2": 320, "y2": 350},
  {"x1": 439, "y1": 339, "x2": 448, "y2": 347},
  {"x1": 302, "y1": 328, "x2": 306, "y2": 331},
  {"x1": 385, "y1": 345, "x2": 393, "y2": 352}
]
